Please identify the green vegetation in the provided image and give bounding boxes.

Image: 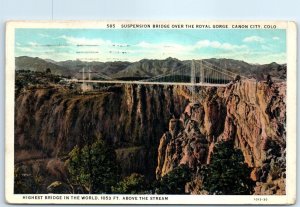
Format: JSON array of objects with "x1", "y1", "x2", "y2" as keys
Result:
[
  {"x1": 46, "y1": 68, "x2": 52, "y2": 74},
  {"x1": 112, "y1": 173, "x2": 148, "y2": 194},
  {"x1": 201, "y1": 141, "x2": 255, "y2": 195},
  {"x1": 67, "y1": 139, "x2": 120, "y2": 194},
  {"x1": 15, "y1": 70, "x2": 62, "y2": 93},
  {"x1": 14, "y1": 166, "x2": 42, "y2": 194},
  {"x1": 155, "y1": 165, "x2": 192, "y2": 194}
]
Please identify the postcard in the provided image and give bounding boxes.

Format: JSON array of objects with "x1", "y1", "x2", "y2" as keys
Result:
[{"x1": 5, "y1": 21, "x2": 297, "y2": 204}]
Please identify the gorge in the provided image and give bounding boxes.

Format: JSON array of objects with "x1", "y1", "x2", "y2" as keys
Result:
[{"x1": 14, "y1": 58, "x2": 286, "y2": 195}]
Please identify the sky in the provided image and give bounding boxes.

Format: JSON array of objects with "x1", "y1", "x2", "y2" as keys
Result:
[{"x1": 15, "y1": 28, "x2": 286, "y2": 64}]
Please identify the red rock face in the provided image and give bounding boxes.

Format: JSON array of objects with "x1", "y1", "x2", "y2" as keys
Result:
[
  {"x1": 15, "y1": 84, "x2": 188, "y2": 183},
  {"x1": 156, "y1": 80, "x2": 286, "y2": 195}
]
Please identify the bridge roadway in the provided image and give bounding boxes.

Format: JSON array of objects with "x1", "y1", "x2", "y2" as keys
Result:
[{"x1": 67, "y1": 79, "x2": 231, "y2": 87}]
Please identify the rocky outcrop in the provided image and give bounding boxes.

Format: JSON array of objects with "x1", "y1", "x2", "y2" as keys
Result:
[
  {"x1": 156, "y1": 80, "x2": 286, "y2": 195},
  {"x1": 156, "y1": 109, "x2": 209, "y2": 179}
]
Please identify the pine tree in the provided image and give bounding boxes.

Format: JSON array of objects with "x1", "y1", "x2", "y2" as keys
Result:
[
  {"x1": 155, "y1": 164, "x2": 191, "y2": 194},
  {"x1": 112, "y1": 173, "x2": 148, "y2": 194},
  {"x1": 67, "y1": 139, "x2": 120, "y2": 194},
  {"x1": 202, "y1": 141, "x2": 255, "y2": 195}
]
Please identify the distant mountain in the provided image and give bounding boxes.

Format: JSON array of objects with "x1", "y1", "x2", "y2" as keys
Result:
[
  {"x1": 15, "y1": 56, "x2": 72, "y2": 76},
  {"x1": 15, "y1": 56, "x2": 286, "y2": 81},
  {"x1": 203, "y1": 58, "x2": 286, "y2": 80},
  {"x1": 44, "y1": 59, "x2": 57, "y2": 64},
  {"x1": 112, "y1": 57, "x2": 188, "y2": 79},
  {"x1": 57, "y1": 60, "x2": 131, "y2": 77},
  {"x1": 258, "y1": 62, "x2": 286, "y2": 81},
  {"x1": 15, "y1": 56, "x2": 130, "y2": 78},
  {"x1": 112, "y1": 57, "x2": 286, "y2": 81}
]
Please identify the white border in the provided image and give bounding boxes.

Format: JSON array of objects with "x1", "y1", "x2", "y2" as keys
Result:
[{"x1": 5, "y1": 20, "x2": 297, "y2": 205}]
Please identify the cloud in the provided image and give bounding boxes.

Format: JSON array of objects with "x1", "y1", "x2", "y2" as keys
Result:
[
  {"x1": 132, "y1": 40, "x2": 249, "y2": 62},
  {"x1": 135, "y1": 41, "x2": 193, "y2": 59},
  {"x1": 28, "y1": 42, "x2": 39, "y2": 46},
  {"x1": 213, "y1": 50, "x2": 286, "y2": 64},
  {"x1": 195, "y1": 40, "x2": 247, "y2": 50},
  {"x1": 272, "y1": 36, "x2": 280, "y2": 40},
  {"x1": 39, "y1": 33, "x2": 50, "y2": 38},
  {"x1": 137, "y1": 41, "x2": 189, "y2": 52},
  {"x1": 137, "y1": 40, "x2": 247, "y2": 53},
  {"x1": 15, "y1": 33, "x2": 284, "y2": 64},
  {"x1": 261, "y1": 45, "x2": 272, "y2": 51},
  {"x1": 243, "y1": 36, "x2": 265, "y2": 43},
  {"x1": 16, "y1": 47, "x2": 35, "y2": 52},
  {"x1": 59, "y1": 35, "x2": 111, "y2": 46},
  {"x1": 136, "y1": 41, "x2": 156, "y2": 49},
  {"x1": 246, "y1": 52, "x2": 286, "y2": 64}
]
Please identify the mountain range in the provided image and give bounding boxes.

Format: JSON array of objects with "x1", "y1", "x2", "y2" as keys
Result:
[{"x1": 15, "y1": 56, "x2": 286, "y2": 81}]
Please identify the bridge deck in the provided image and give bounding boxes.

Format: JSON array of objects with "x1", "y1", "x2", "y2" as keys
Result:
[{"x1": 67, "y1": 79, "x2": 230, "y2": 87}]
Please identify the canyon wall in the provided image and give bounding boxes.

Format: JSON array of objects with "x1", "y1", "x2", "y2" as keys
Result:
[
  {"x1": 15, "y1": 84, "x2": 188, "y2": 180},
  {"x1": 156, "y1": 80, "x2": 286, "y2": 195}
]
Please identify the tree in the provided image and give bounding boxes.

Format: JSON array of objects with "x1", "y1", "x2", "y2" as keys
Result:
[
  {"x1": 266, "y1": 74, "x2": 273, "y2": 86},
  {"x1": 201, "y1": 141, "x2": 255, "y2": 195},
  {"x1": 112, "y1": 173, "x2": 148, "y2": 194},
  {"x1": 67, "y1": 139, "x2": 120, "y2": 194},
  {"x1": 234, "y1": 75, "x2": 241, "y2": 82},
  {"x1": 46, "y1": 68, "x2": 51, "y2": 74},
  {"x1": 155, "y1": 164, "x2": 192, "y2": 194}
]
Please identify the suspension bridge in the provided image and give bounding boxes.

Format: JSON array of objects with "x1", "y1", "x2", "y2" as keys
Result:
[{"x1": 69, "y1": 59, "x2": 245, "y2": 87}]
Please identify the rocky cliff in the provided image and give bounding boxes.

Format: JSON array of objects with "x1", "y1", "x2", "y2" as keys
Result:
[
  {"x1": 15, "y1": 83, "x2": 188, "y2": 181},
  {"x1": 156, "y1": 80, "x2": 286, "y2": 195}
]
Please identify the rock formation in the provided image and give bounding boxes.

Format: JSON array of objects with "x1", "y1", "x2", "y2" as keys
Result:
[{"x1": 156, "y1": 80, "x2": 286, "y2": 195}]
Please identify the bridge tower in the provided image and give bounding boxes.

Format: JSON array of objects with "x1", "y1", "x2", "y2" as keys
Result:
[
  {"x1": 190, "y1": 59, "x2": 206, "y2": 103},
  {"x1": 79, "y1": 67, "x2": 93, "y2": 92},
  {"x1": 82, "y1": 67, "x2": 85, "y2": 87},
  {"x1": 191, "y1": 60, "x2": 196, "y2": 85},
  {"x1": 199, "y1": 60, "x2": 204, "y2": 84},
  {"x1": 191, "y1": 60, "x2": 196, "y2": 102},
  {"x1": 88, "y1": 68, "x2": 92, "y2": 81}
]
